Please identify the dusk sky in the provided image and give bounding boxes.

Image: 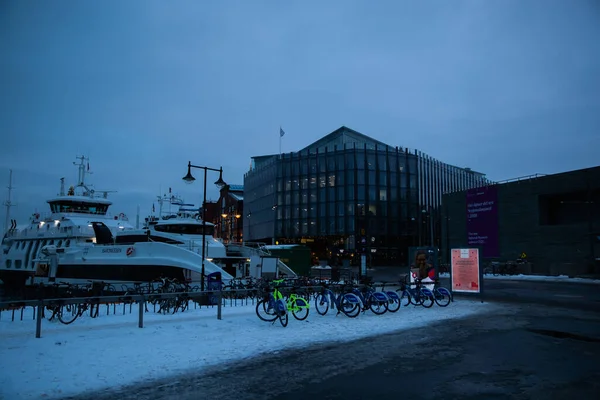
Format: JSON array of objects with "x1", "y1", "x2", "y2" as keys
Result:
[{"x1": 1, "y1": 0, "x2": 599, "y2": 228}]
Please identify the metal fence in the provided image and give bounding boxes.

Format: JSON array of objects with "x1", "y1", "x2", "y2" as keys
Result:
[{"x1": 0, "y1": 289, "x2": 230, "y2": 339}]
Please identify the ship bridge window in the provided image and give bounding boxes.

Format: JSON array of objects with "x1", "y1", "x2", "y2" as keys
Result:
[
  {"x1": 154, "y1": 224, "x2": 214, "y2": 236},
  {"x1": 49, "y1": 201, "x2": 109, "y2": 215}
]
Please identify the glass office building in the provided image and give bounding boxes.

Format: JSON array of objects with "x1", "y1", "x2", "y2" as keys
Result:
[{"x1": 243, "y1": 126, "x2": 490, "y2": 266}]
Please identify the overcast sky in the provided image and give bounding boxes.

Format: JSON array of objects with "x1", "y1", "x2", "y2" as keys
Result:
[{"x1": 1, "y1": 0, "x2": 599, "y2": 228}]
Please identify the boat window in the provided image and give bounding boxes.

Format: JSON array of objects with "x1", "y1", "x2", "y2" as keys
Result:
[
  {"x1": 49, "y1": 200, "x2": 110, "y2": 215},
  {"x1": 57, "y1": 240, "x2": 63, "y2": 247},
  {"x1": 49, "y1": 240, "x2": 54, "y2": 245},
  {"x1": 5, "y1": 259, "x2": 11, "y2": 268},
  {"x1": 153, "y1": 224, "x2": 214, "y2": 235},
  {"x1": 15, "y1": 259, "x2": 22, "y2": 269},
  {"x1": 65, "y1": 239, "x2": 71, "y2": 247}
]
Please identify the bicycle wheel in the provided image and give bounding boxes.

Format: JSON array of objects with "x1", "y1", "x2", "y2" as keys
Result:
[
  {"x1": 314, "y1": 294, "x2": 330, "y2": 316},
  {"x1": 396, "y1": 289, "x2": 412, "y2": 306},
  {"x1": 420, "y1": 291, "x2": 434, "y2": 308},
  {"x1": 255, "y1": 299, "x2": 278, "y2": 322},
  {"x1": 385, "y1": 292, "x2": 401, "y2": 313},
  {"x1": 58, "y1": 304, "x2": 79, "y2": 325},
  {"x1": 278, "y1": 312, "x2": 288, "y2": 327},
  {"x1": 291, "y1": 298, "x2": 310, "y2": 321},
  {"x1": 339, "y1": 294, "x2": 360, "y2": 318},
  {"x1": 368, "y1": 294, "x2": 388, "y2": 315},
  {"x1": 434, "y1": 290, "x2": 451, "y2": 307}
]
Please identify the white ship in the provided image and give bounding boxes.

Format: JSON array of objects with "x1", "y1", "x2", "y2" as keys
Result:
[{"x1": 0, "y1": 156, "x2": 232, "y2": 290}]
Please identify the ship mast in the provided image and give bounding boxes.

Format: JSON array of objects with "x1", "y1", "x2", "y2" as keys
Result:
[{"x1": 3, "y1": 169, "x2": 14, "y2": 233}]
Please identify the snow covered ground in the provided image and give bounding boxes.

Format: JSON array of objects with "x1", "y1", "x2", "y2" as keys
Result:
[
  {"x1": 0, "y1": 299, "x2": 492, "y2": 399},
  {"x1": 439, "y1": 272, "x2": 600, "y2": 285}
]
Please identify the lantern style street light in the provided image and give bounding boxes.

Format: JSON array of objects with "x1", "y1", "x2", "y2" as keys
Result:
[{"x1": 182, "y1": 161, "x2": 226, "y2": 290}]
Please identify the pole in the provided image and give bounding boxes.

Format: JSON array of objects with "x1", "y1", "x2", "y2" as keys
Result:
[
  {"x1": 201, "y1": 167, "x2": 207, "y2": 291},
  {"x1": 4, "y1": 169, "x2": 13, "y2": 233},
  {"x1": 429, "y1": 207, "x2": 434, "y2": 248}
]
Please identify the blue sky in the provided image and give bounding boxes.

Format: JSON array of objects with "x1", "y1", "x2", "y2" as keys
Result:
[{"x1": 1, "y1": 0, "x2": 599, "y2": 228}]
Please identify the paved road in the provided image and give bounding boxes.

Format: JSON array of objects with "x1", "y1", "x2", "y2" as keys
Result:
[{"x1": 61, "y1": 281, "x2": 600, "y2": 400}]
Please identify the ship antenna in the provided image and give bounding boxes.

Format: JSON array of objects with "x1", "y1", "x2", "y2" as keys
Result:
[{"x1": 3, "y1": 169, "x2": 15, "y2": 233}]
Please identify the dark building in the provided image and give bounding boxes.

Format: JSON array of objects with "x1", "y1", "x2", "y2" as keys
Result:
[
  {"x1": 213, "y1": 184, "x2": 244, "y2": 243},
  {"x1": 442, "y1": 166, "x2": 600, "y2": 276},
  {"x1": 243, "y1": 126, "x2": 490, "y2": 266}
]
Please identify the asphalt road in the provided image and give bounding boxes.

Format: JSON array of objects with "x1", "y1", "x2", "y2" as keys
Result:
[{"x1": 61, "y1": 279, "x2": 600, "y2": 400}]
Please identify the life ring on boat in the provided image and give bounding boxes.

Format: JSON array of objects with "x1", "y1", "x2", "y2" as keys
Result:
[{"x1": 126, "y1": 247, "x2": 134, "y2": 256}]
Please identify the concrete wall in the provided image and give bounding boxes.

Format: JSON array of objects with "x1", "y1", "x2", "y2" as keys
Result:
[{"x1": 442, "y1": 167, "x2": 600, "y2": 276}]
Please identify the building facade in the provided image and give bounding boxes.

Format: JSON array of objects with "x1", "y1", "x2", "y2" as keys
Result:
[
  {"x1": 243, "y1": 126, "x2": 490, "y2": 266},
  {"x1": 212, "y1": 184, "x2": 244, "y2": 243},
  {"x1": 442, "y1": 166, "x2": 600, "y2": 276}
]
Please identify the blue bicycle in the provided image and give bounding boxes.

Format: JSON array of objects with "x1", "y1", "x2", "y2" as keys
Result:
[
  {"x1": 314, "y1": 284, "x2": 362, "y2": 318},
  {"x1": 351, "y1": 284, "x2": 390, "y2": 315}
]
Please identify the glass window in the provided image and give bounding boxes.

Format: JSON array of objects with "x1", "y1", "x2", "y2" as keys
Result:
[
  {"x1": 369, "y1": 171, "x2": 376, "y2": 184},
  {"x1": 401, "y1": 173, "x2": 407, "y2": 188},
  {"x1": 301, "y1": 192, "x2": 308, "y2": 204},
  {"x1": 301, "y1": 177, "x2": 308, "y2": 189},
  {"x1": 328, "y1": 174, "x2": 335, "y2": 187},
  {"x1": 327, "y1": 156, "x2": 335, "y2": 171},
  {"x1": 410, "y1": 174, "x2": 417, "y2": 189},
  {"x1": 319, "y1": 176, "x2": 326, "y2": 188},
  {"x1": 345, "y1": 186, "x2": 354, "y2": 201},
  {"x1": 337, "y1": 203, "x2": 345, "y2": 216},
  {"x1": 310, "y1": 206, "x2": 316, "y2": 218},
  {"x1": 358, "y1": 171, "x2": 365, "y2": 185},
  {"x1": 346, "y1": 203, "x2": 355, "y2": 215},
  {"x1": 356, "y1": 152, "x2": 365, "y2": 169},
  {"x1": 346, "y1": 217, "x2": 355, "y2": 232},
  {"x1": 319, "y1": 156, "x2": 326, "y2": 172},
  {"x1": 309, "y1": 220, "x2": 317, "y2": 235},
  {"x1": 379, "y1": 205, "x2": 388, "y2": 217},
  {"x1": 327, "y1": 187, "x2": 335, "y2": 200},
  {"x1": 336, "y1": 155, "x2": 345, "y2": 170},
  {"x1": 292, "y1": 162, "x2": 299, "y2": 175},
  {"x1": 310, "y1": 176, "x2": 317, "y2": 189},
  {"x1": 337, "y1": 217, "x2": 345, "y2": 233},
  {"x1": 337, "y1": 186, "x2": 344, "y2": 200},
  {"x1": 293, "y1": 206, "x2": 299, "y2": 218},
  {"x1": 378, "y1": 154, "x2": 388, "y2": 170},
  {"x1": 368, "y1": 186, "x2": 377, "y2": 201},
  {"x1": 379, "y1": 172, "x2": 387, "y2": 186},
  {"x1": 329, "y1": 203, "x2": 335, "y2": 217},
  {"x1": 301, "y1": 162, "x2": 308, "y2": 174},
  {"x1": 310, "y1": 193, "x2": 317, "y2": 204},
  {"x1": 346, "y1": 153, "x2": 355, "y2": 169},
  {"x1": 379, "y1": 189, "x2": 387, "y2": 201},
  {"x1": 292, "y1": 191, "x2": 299, "y2": 204},
  {"x1": 301, "y1": 206, "x2": 308, "y2": 218},
  {"x1": 300, "y1": 221, "x2": 308, "y2": 235},
  {"x1": 319, "y1": 187, "x2": 326, "y2": 200},
  {"x1": 367, "y1": 153, "x2": 376, "y2": 170},
  {"x1": 310, "y1": 157, "x2": 317, "y2": 173},
  {"x1": 319, "y1": 203, "x2": 326, "y2": 217},
  {"x1": 357, "y1": 185, "x2": 366, "y2": 201},
  {"x1": 346, "y1": 171, "x2": 355, "y2": 185},
  {"x1": 336, "y1": 173, "x2": 344, "y2": 185}
]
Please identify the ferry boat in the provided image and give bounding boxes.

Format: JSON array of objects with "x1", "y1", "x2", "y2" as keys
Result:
[{"x1": 0, "y1": 157, "x2": 232, "y2": 290}]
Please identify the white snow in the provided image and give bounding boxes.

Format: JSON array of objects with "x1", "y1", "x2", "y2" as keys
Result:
[
  {"x1": 0, "y1": 299, "x2": 492, "y2": 399},
  {"x1": 439, "y1": 272, "x2": 600, "y2": 285}
]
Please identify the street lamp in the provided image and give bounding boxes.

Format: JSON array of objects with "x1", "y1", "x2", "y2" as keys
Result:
[{"x1": 182, "y1": 161, "x2": 226, "y2": 290}]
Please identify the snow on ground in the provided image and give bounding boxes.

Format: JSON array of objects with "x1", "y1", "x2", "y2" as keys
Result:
[
  {"x1": 439, "y1": 272, "x2": 600, "y2": 285},
  {"x1": 0, "y1": 299, "x2": 492, "y2": 399}
]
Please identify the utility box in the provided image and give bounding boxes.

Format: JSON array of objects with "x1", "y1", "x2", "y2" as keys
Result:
[{"x1": 264, "y1": 245, "x2": 312, "y2": 276}]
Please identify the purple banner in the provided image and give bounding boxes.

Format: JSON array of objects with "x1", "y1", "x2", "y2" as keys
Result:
[{"x1": 466, "y1": 185, "x2": 499, "y2": 258}]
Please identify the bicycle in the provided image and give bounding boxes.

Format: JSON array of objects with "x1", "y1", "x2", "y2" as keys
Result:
[
  {"x1": 351, "y1": 283, "x2": 390, "y2": 315},
  {"x1": 255, "y1": 279, "x2": 310, "y2": 326},
  {"x1": 314, "y1": 283, "x2": 362, "y2": 318},
  {"x1": 396, "y1": 276, "x2": 434, "y2": 308},
  {"x1": 379, "y1": 282, "x2": 402, "y2": 312}
]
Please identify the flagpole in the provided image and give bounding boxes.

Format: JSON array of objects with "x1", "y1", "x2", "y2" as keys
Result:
[{"x1": 279, "y1": 126, "x2": 282, "y2": 157}]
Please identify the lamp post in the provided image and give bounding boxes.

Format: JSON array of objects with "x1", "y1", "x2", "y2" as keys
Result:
[{"x1": 182, "y1": 161, "x2": 226, "y2": 291}]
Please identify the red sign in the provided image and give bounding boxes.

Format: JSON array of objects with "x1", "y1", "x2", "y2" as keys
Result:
[{"x1": 451, "y1": 248, "x2": 481, "y2": 293}]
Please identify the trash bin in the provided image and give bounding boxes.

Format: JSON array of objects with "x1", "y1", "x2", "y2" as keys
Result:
[{"x1": 206, "y1": 272, "x2": 222, "y2": 305}]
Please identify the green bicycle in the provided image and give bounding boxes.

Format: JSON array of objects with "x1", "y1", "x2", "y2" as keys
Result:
[{"x1": 256, "y1": 279, "x2": 310, "y2": 324}]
